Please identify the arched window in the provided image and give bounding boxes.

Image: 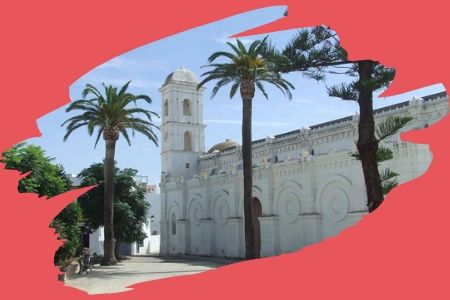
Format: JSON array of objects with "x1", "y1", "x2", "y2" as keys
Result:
[
  {"x1": 171, "y1": 213, "x2": 176, "y2": 235},
  {"x1": 164, "y1": 100, "x2": 169, "y2": 116},
  {"x1": 184, "y1": 131, "x2": 192, "y2": 151},
  {"x1": 183, "y1": 99, "x2": 191, "y2": 116}
]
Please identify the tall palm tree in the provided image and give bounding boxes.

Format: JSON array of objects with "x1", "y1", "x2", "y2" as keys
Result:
[
  {"x1": 198, "y1": 38, "x2": 294, "y2": 259},
  {"x1": 62, "y1": 81, "x2": 159, "y2": 265}
]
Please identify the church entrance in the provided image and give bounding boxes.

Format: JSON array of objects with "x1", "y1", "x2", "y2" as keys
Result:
[{"x1": 252, "y1": 197, "x2": 262, "y2": 257}]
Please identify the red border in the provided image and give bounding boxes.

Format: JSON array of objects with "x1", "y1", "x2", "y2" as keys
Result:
[{"x1": 1, "y1": 0, "x2": 449, "y2": 299}]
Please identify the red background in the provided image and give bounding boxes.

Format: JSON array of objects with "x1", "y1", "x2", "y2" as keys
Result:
[{"x1": 1, "y1": 0, "x2": 449, "y2": 299}]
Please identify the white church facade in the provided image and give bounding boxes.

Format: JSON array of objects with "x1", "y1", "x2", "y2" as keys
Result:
[{"x1": 159, "y1": 67, "x2": 448, "y2": 258}]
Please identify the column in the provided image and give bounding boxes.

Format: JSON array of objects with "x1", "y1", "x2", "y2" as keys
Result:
[
  {"x1": 226, "y1": 217, "x2": 243, "y2": 257},
  {"x1": 199, "y1": 218, "x2": 214, "y2": 256},
  {"x1": 259, "y1": 216, "x2": 279, "y2": 257},
  {"x1": 176, "y1": 220, "x2": 188, "y2": 254},
  {"x1": 159, "y1": 221, "x2": 169, "y2": 255}
]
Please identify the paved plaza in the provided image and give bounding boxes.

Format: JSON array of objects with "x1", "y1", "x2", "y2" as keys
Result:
[{"x1": 64, "y1": 255, "x2": 240, "y2": 295}]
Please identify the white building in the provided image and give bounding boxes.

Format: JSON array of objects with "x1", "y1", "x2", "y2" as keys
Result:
[
  {"x1": 160, "y1": 67, "x2": 448, "y2": 258},
  {"x1": 87, "y1": 181, "x2": 161, "y2": 256}
]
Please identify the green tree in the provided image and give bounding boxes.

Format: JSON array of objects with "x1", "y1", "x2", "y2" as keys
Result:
[
  {"x1": 61, "y1": 82, "x2": 159, "y2": 265},
  {"x1": 279, "y1": 26, "x2": 395, "y2": 212},
  {"x1": 77, "y1": 163, "x2": 149, "y2": 256},
  {"x1": 197, "y1": 38, "x2": 294, "y2": 259},
  {"x1": 1, "y1": 143, "x2": 82, "y2": 264}
]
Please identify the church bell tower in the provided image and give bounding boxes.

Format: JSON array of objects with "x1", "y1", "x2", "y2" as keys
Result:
[{"x1": 159, "y1": 68, "x2": 205, "y2": 180}]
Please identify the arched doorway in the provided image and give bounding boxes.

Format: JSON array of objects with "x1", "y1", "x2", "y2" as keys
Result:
[{"x1": 252, "y1": 197, "x2": 262, "y2": 258}]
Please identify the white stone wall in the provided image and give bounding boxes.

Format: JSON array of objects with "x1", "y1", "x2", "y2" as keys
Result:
[
  {"x1": 89, "y1": 227, "x2": 104, "y2": 256},
  {"x1": 160, "y1": 74, "x2": 447, "y2": 258}
]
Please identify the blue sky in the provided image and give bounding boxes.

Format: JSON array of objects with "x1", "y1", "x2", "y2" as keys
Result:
[{"x1": 27, "y1": 6, "x2": 444, "y2": 187}]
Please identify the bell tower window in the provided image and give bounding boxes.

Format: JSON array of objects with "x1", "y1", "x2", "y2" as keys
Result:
[
  {"x1": 184, "y1": 131, "x2": 192, "y2": 151},
  {"x1": 164, "y1": 100, "x2": 169, "y2": 116},
  {"x1": 183, "y1": 99, "x2": 191, "y2": 116}
]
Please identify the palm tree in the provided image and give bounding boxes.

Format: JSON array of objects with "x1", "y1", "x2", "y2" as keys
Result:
[
  {"x1": 62, "y1": 81, "x2": 159, "y2": 265},
  {"x1": 197, "y1": 38, "x2": 294, "y2": 259}
]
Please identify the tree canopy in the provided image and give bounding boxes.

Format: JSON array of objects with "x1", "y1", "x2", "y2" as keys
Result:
[
  {"x1": 2, "y1": 143, "x2": 71, "y2": 197},
  {"x1": 77, "y1": 162, "x2": 150, "y2": 245},
  {"x1": 1, "y1": 143, "x2": 82, "y2": 264}
]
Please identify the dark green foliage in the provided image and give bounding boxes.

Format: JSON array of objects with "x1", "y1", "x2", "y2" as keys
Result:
[
  {"x1": 380, "y1": 168, "x2": 400, "y2": 195},
  {"x1": 351, "y1": 146, "x2": 393, "y2": 162},
  {"x1": 376, "y1": 146, "x2": 394, "y2": 163},
  {"x1": 375, "y1": 116, "x2": 414, "y2": 142},
  {"x1": 351, "y1": 116, "x2": 413, "y2": 195},
  {"x1": 2, "y1": 143, "x2": 71, "y2": 197},
  {"x1": 1, "y1": 143, "x2": 83, "y2": 264},
  {"x1": 51, "y1": 203, "x2": 83, "y2": 264},
  {"x1": 77, "y1": 163, "x2": 150, "y2": 244}
]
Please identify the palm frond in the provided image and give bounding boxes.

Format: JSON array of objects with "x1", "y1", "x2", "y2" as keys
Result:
[
  {"x1": 199, "y1": 37, "x2": 293, "y2": 102},
  {"x1": 62, "y1": 81, "x2": 160, "y2": 147},
  {"x1": 229, "y1": 82, "x2": 240, "y2": 99}
]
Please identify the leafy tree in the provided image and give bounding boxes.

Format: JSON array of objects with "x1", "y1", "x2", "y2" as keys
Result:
[
  {"x1": 198, "y1": 38, "x2": 294, "y2": 259},
  {"x1": 1, "y1": 143, "x2": 82, "y2": 264},
  {"x1": 61, "y1": 82, "x2": 159, "y2": 265},
  {"x1": 279, "y1": 26, "x2": 396, "y2": 212},
  {"x1": 51, "y1": 201, "x2": 83, "y2": 265},
  {"x1": 77, "y1": 163, "x2": 150, "y2": 256}
]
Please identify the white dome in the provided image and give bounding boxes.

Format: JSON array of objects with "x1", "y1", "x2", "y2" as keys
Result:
[
  {"x1": 164, "y1": 67, "x2": 199, "y2": 85},
  {"x1": 207, "y1": 139, "x2": 240, "y2": 154}
]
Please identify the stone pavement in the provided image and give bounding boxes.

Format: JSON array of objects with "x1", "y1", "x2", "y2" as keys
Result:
[{"x1": 64, "y1": 255, "x2": 241, "y2": 295}]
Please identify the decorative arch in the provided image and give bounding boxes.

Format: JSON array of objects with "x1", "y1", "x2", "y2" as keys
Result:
[
  {"x1": 237, "y1": 185, "x2": 265, "y2": 215},
  {"x1": 274, "y1": 179, "x2": 304, "y2": 219},
  {"x1": 316, "y1": 174, "x2": 353, "y2": 222},
  {"x1": 184, "y1": 131, "x2": 192, "y2": 151},
  {"x1": 168, "y1": 202, "x2": 180, "y2": 235},
  {"x1": 183, "y1": 98, "x2": 191, "y2": 116},
  {"x1": 211, "y1": 190, "x2": 230, "y2": 223},
  {"x1": 187, "y1": 196, "x2": 203, "y2": 255},
  {"x1": 187, "y1": 193, "x2": 204, "y2": 222},
  {"x1": 211, "y1": 191, "x2": 230, "y2": 256},
  {"x1": 275, "y1": 179, "x2": 304, "y2": 253}
]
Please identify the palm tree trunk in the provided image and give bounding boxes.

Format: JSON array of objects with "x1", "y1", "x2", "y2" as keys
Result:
[
  {"x1": 242, "y1": 96, "x2": 257, "y2": 259},
  {"x1": 357, "y1": 60, "x2": 384, "y2": 213},
  {"x1": 102, "y1": 138, "x2": 117, "y2": 265}
]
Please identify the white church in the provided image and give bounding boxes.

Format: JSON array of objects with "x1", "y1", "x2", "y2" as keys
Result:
[{"x1": 159, "y1": 67, "x2": 448, "y2": 258}]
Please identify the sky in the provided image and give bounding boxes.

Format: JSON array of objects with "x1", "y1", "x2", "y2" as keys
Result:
[{"x1": 26, "y1": 6, "x2": 445, "y2": 188}]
